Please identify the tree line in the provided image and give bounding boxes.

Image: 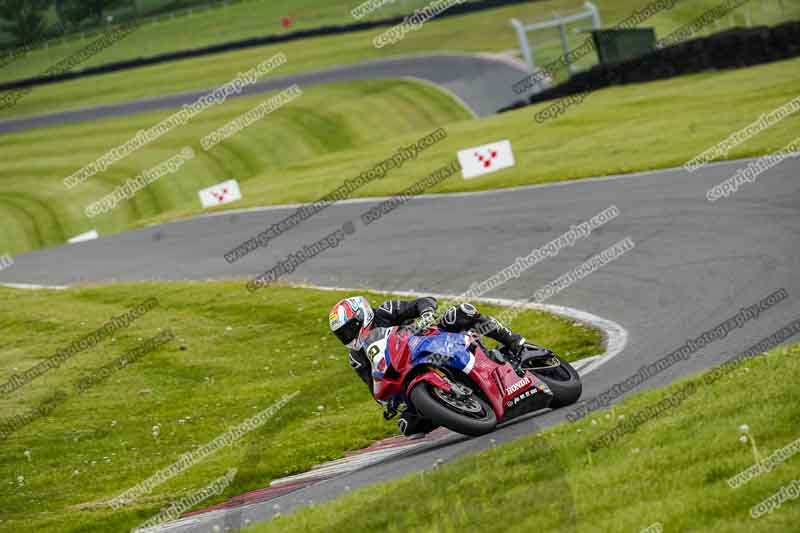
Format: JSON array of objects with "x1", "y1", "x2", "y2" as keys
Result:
[{"x1": 0, "y1": 0, "x2": 126, "y2": 45}]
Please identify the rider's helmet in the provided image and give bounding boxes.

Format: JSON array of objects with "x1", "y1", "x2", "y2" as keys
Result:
[{"x1": 329, "y1": 296, "x2": 374, "y2": 350}]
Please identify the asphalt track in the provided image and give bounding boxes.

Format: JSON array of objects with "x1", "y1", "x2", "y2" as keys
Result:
[
  {"x1": 2, "y1": 156, "x2": 799, "y2": 530},
  {"x1": 0, "y1": 53, "x2": 539, "y2": 134}
]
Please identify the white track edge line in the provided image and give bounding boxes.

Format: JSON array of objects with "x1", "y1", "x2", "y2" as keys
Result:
[
  {"x1": 289, "y1": 283, "x2": 628, "y2": 377},
  {"x1": 143, "y1": 283, "x2": 627, "y2": 531},
  {"x1": 0, "y1": 283, "x2": 628, "y2": 377},
  {"x1": 0, "y1": 281, "x2": 628, "y2": 375},
  {"x1": 0, "y1": 52, "x2": 527, "y2": 129},
  {"x1": 0, "y1": 282, "x2": 68, "y2": 290},
  {"x1": 192, "y1": 153, "x2": 794, "y2": 221}
]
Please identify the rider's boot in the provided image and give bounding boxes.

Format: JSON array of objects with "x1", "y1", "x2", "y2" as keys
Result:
[{"x1": 397, "y1": 408, "x2": 438, "y2": 438}]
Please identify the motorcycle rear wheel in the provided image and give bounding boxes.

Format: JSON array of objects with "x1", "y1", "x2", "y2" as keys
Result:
[
  {"x1": 521, "y1": 352, "x2": 582, "y2": 408},
  {"x1": 410, "y1": 382, "x2": 497, "y2": 437}
]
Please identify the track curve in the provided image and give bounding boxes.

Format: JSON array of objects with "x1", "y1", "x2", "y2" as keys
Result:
[
  {"x1": 0, "y1": 52, "x2": 533, "y2": 135},
  {"x1": 2, "y1": 157, "x2": 799, "y2": 531}
]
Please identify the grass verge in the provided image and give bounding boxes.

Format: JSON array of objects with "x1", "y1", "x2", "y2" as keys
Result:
[
  {"x1": 245, "y1": 341, "x2": 800, "y2": 533},
  {"x1": 2, "y1": 0, "x2": 436, "y2": 81},
  {"x1": 0, "y1": 281, "x2": 602, "y2": 533},
  {"x1": 2, "y1": 0, "x2": 797, "y2": 119},
  {"x1": 2, "y1": 57, "x2": 799, "y2": 255},
  {"x1": 0, "y1": 79, "x2": 471, "y2": 255}
]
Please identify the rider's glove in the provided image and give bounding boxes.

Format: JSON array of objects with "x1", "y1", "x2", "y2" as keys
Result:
[
  {"x1": 509, "y1": 337, "x2": 527, "y2": 358},
  {"x1": 416, "y1": 298, "x2": 438, "y2": 329},
  {"x1": 507, "y1": 338, "x2": 528, "y2": 377},
  {"x1": 420, "y1": 308, "x2": 436, "y2": 328}
]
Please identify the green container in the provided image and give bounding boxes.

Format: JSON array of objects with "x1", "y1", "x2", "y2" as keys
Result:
[{"x1": 590, "y1": 28, "x2": 657, "y2": 65}]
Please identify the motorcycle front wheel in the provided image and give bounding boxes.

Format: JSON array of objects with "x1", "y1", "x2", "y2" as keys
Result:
[{"x1": 410, "y1": 381, "x2": 497, "y2": 437}]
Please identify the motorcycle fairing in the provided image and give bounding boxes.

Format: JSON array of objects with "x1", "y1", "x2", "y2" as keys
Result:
[
  {"x1": 407, "y1": 331, "x2": 476, "y2": 374},
  {"x1": 366, "y1": 329, "x2": 392, "y2": 381},
  {"x1": 493, "y1": 364, "x2": 552, "y2": 420},
  {"x1": 374, "y1": 327, "x2": 553, "y2": 421}
]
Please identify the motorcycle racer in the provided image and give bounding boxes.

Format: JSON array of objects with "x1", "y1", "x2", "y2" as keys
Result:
[{"x1": 329, "y1": 296, "x2": 530, "y2": 436}]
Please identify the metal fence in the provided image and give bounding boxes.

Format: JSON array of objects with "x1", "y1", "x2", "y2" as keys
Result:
[
  {"x1": 511, "y1": 1, "x2": 602, "y2": 74},
  {"x1": 510, "y1": 0, "x2": 795, "y2": 78}
]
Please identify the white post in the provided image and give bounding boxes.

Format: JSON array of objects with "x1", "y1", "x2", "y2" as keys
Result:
[
  {"x1": 584, "y1": 1, "x2": 602, "y2": 29},
  {"x1": 511, "y1": 18, "x2": 536, "y2": 73},
  {"x1": 509, "y1": 3, "x2": 602, "y2": 82},
  {"x1": 555, "y1": 13, "x2": 574, "y2": 74}
]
